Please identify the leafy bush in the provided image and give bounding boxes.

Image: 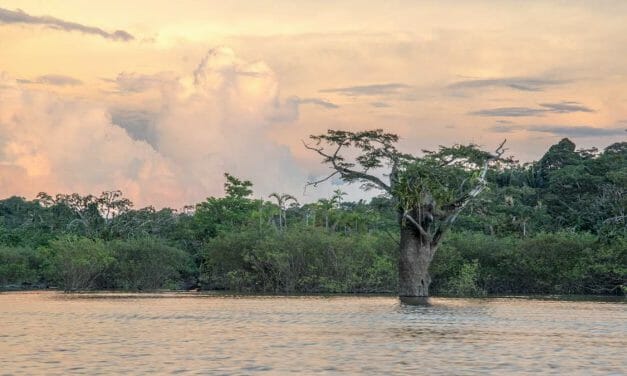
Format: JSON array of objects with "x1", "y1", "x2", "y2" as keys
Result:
[
  {"x1": 108, "y1": 238, "x2": 191, "y2": 290},
  {"x1": 200, "y1": 226, "x2": 397, "y2": 293},
  {"x1": 432, "y1": 231, "x2": 624, "y2": 295},
  {"x1": 0, "y1": 246, "x2": 43, "y2": 287},
  {"x1": 516, "y1": 232, "x2": 597, "y2": 293},
  {"x1": 432, "y1": 232, "x2": 518, "y2": 294},
  {"x1": 574, "y1": 237, "x2": 626, "y2": 294},
  {"x1": 200, "y1": 230, "x2": 259, "y2": 290},
  {"x1": 44, "y1": 236, "x2": 114, "y2": 291},
  {"x1": 442, "y1": 259, "x2": 486, "y2": 297}
]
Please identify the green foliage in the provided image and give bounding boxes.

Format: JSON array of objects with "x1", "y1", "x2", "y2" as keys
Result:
[
  {"x1": 309, "y1": 129, "x2": 401, "y2": 173},
  {"x1": 0, "y1": 246, "x2": 43, "y2": 287},
  {"x1": 577, "y1": 238, "x2": 627, "y2": 294},
  {"x1": 107, "y1": 206, "x2": 181, "y2": 240},
  {"x1": 44, "y1": 236, "x2": 114, "y2": 291},
  {"x1": 394, "y1": 155, "x2": 475, "y2": 211},
  {"x1": 432, "y1": 231, "x2": 625, "y2": 295},
  {"x1": 442, "y1": 259, "x2": 486, "y2": 297},
  {"x1": 199, "y1": 229, "x2": 259, "y2": 290},
  {"x1": 107, "y1": 238, "x2": 191, "y2": 290},
  {"x1": 224, "y1": 173, "x2": 253, "y2": 198},
  {"x1": 193, "y1": 174, "x2": 259, "y2": 241},
  {"x1": 397, "y1": 144, "x2": 496, "y2": 208},
  {"x1": 200, "y1": 226, "x2": 397, "y2": 293},
  {"x1": 533, "y1": 140, "x2": 626, "y2": 234}
]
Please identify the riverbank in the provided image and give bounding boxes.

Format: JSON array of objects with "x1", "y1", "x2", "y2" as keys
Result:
[{"x1": 2, "y1": 289, "x2": 625, "y2": 303}]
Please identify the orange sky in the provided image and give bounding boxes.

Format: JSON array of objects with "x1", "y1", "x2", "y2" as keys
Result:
[{"x1": 0, "y1": 1, "x2": 625, "y2": 207}]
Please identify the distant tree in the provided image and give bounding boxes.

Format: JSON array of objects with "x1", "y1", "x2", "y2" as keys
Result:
[
  {"x1": 194, "y1": 173, "x2": 257, "y2": 239},
  {"x1": 305, "y1": 129, "x2": 509, "y2": 299},
  {"x1": 531, "y1": 139, "x2": 627, "y2": 234},
  {"x1": 97, "y1": 190, "x2": 133, "y2": 220},
  {"x1": 316, "y1": 198, "x2": 334, "y2": 231},
  {"x1": 224, "y1": 173, "x2": 253, "y2": 198},
  {"x1": 331, "y1": 189, "x2": 347, "y2": 207},
  {"x1": 108, "y1": 206, "x2": 179, "y2": 239},
  {"x1": 268, "y1": 193, "x2": 298, "y2": 230},
  {"x1": 50, "y1": 193, "x2": 103, "y2": 236}
]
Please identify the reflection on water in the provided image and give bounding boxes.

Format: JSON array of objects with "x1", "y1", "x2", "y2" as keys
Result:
[{"x1": 0, "y1": 292, "x2": 624, "y2": 375}]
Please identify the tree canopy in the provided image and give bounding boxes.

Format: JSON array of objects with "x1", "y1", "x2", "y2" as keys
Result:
[{"x1": 305, "y1": 129, "x2": 511, "y2": 248}]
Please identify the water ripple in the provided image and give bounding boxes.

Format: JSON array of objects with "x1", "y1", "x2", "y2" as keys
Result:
[{"x1": 0, "y1": 292, "x2": 624, "y2": 375}]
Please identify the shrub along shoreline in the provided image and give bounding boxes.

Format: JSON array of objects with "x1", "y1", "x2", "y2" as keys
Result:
[{"x1": 1, "y1": 229, "x2": 624, "y2": 296}]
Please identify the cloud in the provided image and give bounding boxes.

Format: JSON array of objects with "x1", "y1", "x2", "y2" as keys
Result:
[
  {"x1": 489, "y1": 123, "x2": 626, "y2": 137},
  {"x1": 0, "y1": 48, "x2": 313, "y2": 207},
  {"x1": 0, "y1": 73, "x2": 179, "y2": 206},
  {"x1": 471, "y1": 107, "x2": 547, "y2": 117},
  {"x1": 295, "y1": 97, "x2": 339, "y2": 109},
  {"x1": 370, "y1": 101, "x2": 391, "y2": 108},
  {"x1": 266, "y1": 96, "x2": 338, "y2": 123},
  {"x1": 532, "y1": 125, "x2": 625, "y2": 137},
  {"x1": 112, "y1": 72, "x2": 179, "y2": 93},
  {"x1": 192, "y1": 47, "x2": 274, "y2": 86},
  {"x1": 17, "y1": 74, "x2": 82, "y2": 86},
  {"x1": 0, "y1": 7, "x2": 134, "y2": 41},
  {"x1": 471, "y1": 101, "x2": 594, "y2": 117},
  {"x1": 489, "y1": 125, "x2": 526, "y2": 133},
  {"x1": 109, "y1": 110, "x2": 160, "y2": 148},
  {"x1": 151, "y1": 48, "x2": 308, "y2": 203},
  {"x1": 448, "y1": 76, "x2": 568, "y2": 92},
  {"x1": 539, "y1": 101, "x2": 594, "y2": 113},
  {"x1": 320, "y1": 83, "x2": 412, "y2": 96}
]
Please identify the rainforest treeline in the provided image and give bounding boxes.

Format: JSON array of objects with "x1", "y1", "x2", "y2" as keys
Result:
[{"x1": 0, "y1": 138, "x2": 625, "y2": 295}]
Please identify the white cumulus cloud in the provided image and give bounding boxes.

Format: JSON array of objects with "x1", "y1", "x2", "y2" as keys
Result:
[{"x1": 0, "y1": 48, "x2": 312, "y2": 207}]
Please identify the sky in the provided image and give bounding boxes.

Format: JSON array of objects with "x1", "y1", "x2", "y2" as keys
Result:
[{"x1": 0, "y1": 0, "x2": 626, "y2": 208}]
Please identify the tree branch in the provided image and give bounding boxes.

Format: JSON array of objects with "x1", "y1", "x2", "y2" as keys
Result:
[
  {"x1": 303, "y1": 140, "x2": 392, "y2": 193},
  {"x1": 404, "y1": 211, "x2": 432, "y2": 241},
  {"x1": 342, "y1": 169, "x2": 392, "y2": 193},
  {"x1": 304, "y1": 171, "x2": 340, "y2": 194},
  {"x1": 432, "y1": 139, "x2": 507, "y2": 247}
]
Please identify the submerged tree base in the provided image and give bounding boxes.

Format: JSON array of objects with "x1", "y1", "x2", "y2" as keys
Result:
[{"x1": 399, "y1": 296, "x2": 432, "y2": 305}]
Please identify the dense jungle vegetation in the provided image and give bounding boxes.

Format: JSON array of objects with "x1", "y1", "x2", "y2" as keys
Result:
[{"x1": 0, "y1": 138, "x2": 625, "y2": 295}]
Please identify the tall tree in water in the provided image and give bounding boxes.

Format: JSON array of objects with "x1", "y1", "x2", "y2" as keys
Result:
[{"x1": 305, "y1": 129, "x2": 508, "y2": 299}]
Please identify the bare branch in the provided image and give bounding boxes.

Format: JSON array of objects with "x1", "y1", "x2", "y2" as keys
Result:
[
  {"x1": 404, "y1": 211, "x2": 432, "y2": 240},
  {"x1": 304, "y1": 171, "x2": 340, "y2": 193},
  {"x1": 302, "y1": 139, "x2": 333, "y2": 159},
  {"x1": 603, "y1": 215, "x2": 626, "y2": 224},
  {"x1": 494, "y1": 139, "x2": 508, "y2": 159}
]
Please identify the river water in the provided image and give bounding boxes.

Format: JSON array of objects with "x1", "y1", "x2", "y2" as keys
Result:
[{"x1": 0, "y1": 292, "x2": 625, "y2": 375}]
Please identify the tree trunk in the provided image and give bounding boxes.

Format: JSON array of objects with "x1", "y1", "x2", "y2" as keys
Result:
[
  {"x1": 282, "y1": 210, "x2": 286, "y2": 230},
  {"x1": 398, "y1": 225, "x2": 434, "y2": 299}
]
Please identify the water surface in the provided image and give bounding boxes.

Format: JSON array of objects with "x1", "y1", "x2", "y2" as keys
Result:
[{"x1": 0, "y1": 292, "x2": 625, "y2": 375}]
